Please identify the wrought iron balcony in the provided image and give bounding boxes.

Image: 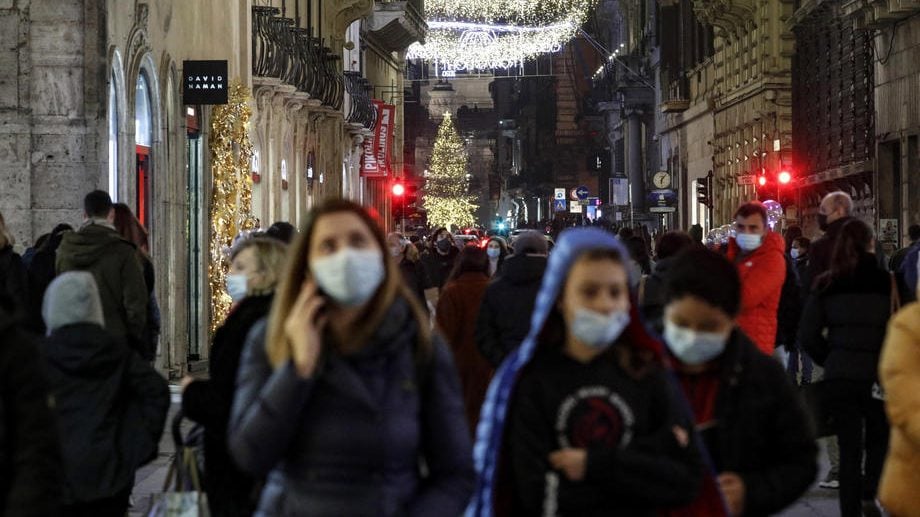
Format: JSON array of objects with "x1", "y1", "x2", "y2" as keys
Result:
[
  {"x1": 842, "y1": 0, "x2": 920, "y2": 28},
  {"x1": 344, "y1": 72, "x2": 378, "y2": 129}
]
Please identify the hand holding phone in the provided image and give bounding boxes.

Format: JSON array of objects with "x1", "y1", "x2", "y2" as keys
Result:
[{"x1": 285, "y1": 279, "x2": 327, "y2": 378}]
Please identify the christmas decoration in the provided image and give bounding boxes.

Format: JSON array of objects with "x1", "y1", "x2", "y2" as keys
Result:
[
  {"x1": 208, "y1": 83, "x2": 258, "y2": 335},
  {"x1": 423, "y1": 113, "x2": 478, "y2": 229}
]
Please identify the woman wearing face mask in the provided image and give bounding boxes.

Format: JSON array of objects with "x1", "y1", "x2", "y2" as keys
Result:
[
  {"x1": 387, "y1": 232, "x2": 433, "y2": 311},
  {"x1": 229, "y1": 200, "x2": 474, "y2": 517},
  {"x1": 798, "y1": 219, "x2": 892, "y2": 517},
  {"x1": 485, "y1": 237, "x2": 508, "y2": 277},
  {"x1": 469, "y1": 227, "x2": 702, "y2": 517},
  {"x1": 662, "y1": 248, "x2": 817, "y2": 517},
  {"x1": 422, "y1": 227, "x2": 460, "y2": 292},
  {"x1": 182, "y1": 237, "x2": 287, "y2": 517}
]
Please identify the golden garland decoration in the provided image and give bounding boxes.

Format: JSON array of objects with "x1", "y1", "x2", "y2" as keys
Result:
[{"x1": 208, "y1": 83, "x2": 258, "y2": 335}]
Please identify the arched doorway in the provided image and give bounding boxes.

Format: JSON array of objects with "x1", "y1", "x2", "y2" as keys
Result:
[{"x1": 135, "y1": 72, "x2": 154, "y2": 227}]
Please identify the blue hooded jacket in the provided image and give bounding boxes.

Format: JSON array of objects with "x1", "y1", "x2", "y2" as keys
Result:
[{"x1": 468, "y1": 228, "x2": 670, "y2": 515}]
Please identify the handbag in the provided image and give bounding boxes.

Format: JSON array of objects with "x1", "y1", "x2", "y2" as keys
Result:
[
  {"x1": 146, "y1": 412, "x2": 210, "y2": 517},
  {"x1": 800, "y1": 381, "x2": 835, "y2": 438}
]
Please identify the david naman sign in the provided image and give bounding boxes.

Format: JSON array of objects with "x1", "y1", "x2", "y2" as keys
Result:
[
  {"x1": 183, "y1": 60, "x2": 228, "y2": 105},
  {"x1": 362, "y1": 102, "x2": 395, "y2": 177}
]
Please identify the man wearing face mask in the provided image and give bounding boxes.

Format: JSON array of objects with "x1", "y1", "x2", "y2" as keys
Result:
[
  {"x1": 662, "y1": 248, "x2": 817, "y2": 517},
  {"x1": 421, "y1": 227, "x2": 460, "y2": 296},
  {"x1": 725, "y1": 201, "x2": 787, "y2": 355}
]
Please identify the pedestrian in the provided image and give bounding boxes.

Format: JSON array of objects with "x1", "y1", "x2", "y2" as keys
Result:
[
  {"x1": 228, "y1": 199, "x2": 474, "y2": 516},
  {"x1": 112, "y1": 203, "x2": 159, "y2": 360},
  {"x1": 892, "y1": 224, "x2": 920, "y2": 304},
  {"x1": 661, "y1": 248, "x2": 818, "y2": 516},
  {"x1": 688, "y1": 224, "x2": 704, "y2": 245},
  {"x1": 475, "y1": 230, "x2": 548, "y2": 367},
  {"x1": 877, "y1": 259, "x2": 920, "y2": 516},
  {"x1": 387, "y1": 232, "x2": 433, "y2": 311},
  {"x1": 0, "y1": 306, "x2": 63, "y2": 517},
  {"x1": 624, "y1": 235, "x2": 652, "y2": 289},
  {"x1": 56, "y1": 191, "x2": 148, "y2": 354},
  {"x1": 783, "y1": 225, "x2": 803, "y2": 256},
  {"x1": 436, "y1": 246, "x2": 493, "y2": 434},
  {"x1": 41, "y1": 272, "x2": 168, "y2": 517},
  {"x1": 485, "y1": 236, "x2": 508, "y2": 277},
  {"x1": 638, "y1": 231, "x2": 694, "y2": 334},
  {"x1": 798, "y1": 219, "x2": 892, "y2": 517},
  {"x1": 0, "y1": 210, "x2": 29, "y2": 321},
  {"x1": 421, "y1": 227, "x2": 460, "y2": 295},
  {"x1": 266, "y1": 221, "x2": 296, "y2": 244},
  {"x1": 469, "y1": 227, "x2": 702, "y2": 516},
  {"x1": 725, "y1": 201, "x2": 787, "y2": 355},
  {"x1": 182, "y1": 237, "x2": 287, "y2": 517},
  {"x1": 24, "y1": 224, "x2": 72, "y2": 334}
]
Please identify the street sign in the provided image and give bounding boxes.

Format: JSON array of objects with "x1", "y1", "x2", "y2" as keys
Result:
[
  {"x1": 553, "y1": 199, "x2": 567, "y2": 212},
  {"x1": 647, "y1": 189, "x2": 677, "y2": 212},
  {"x1": 576, "y1": 186, "x2": 589, "y2": 200},
  {"x1": 650, "y1": 206, "x2": 676, "y2": 213},
  {"x1": 737, "y1": 175, "x2": 756, "y2": 186},
  {"x1": 610, "y1": 178, "x2": 628, "y2": 205},
  {"x1": 554, "y1": 188, "x2": 566, "y2": 200},
  {"x1": 569, "y1": 202, "x2": 583, "y2": 214}
]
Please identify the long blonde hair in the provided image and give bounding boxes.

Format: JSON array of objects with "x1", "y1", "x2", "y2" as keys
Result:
[
  {"x1": 265, "y1": 200, "x2": 431, "y2": 369},
  {"x1": 0, "y1": 211, "x2": 14, "y2": 249}
]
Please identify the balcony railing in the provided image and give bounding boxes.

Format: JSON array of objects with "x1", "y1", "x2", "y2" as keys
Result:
[
  {"x1": 251, "y1": 6, "x2": 344, "y2": 110},
  {"x1": 344, "y1": 72, "x2": 377, "y2": 129}
]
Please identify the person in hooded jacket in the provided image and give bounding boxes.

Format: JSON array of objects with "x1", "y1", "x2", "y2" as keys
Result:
[
  {"x1": 798, "y1": 219, "x2": 892, "y2": 517},
  {"x1": 475, "y1": 231, "x2": 548, "y2": 367},
  {"x1": 725, "y1": 201, "x2": 787, "y2": 355},
  {"x1": 638, "y1": 231, "x2": 694, "y2": 334},
  {"x1": 0, "y1": 210, "x2": 29, "y2": 321},
  {"x1": 469, "y1": 228, "x2": 702, "y2": 517},
  {"x1": 0, "y1": 306, "x2": 63, "y2": 517},
  {"x1": 24, "y1": 224, "x2": 72, "y2": 335},
  {"x1": 40, "y1": 271, "x2": 168, "y2": 517},
  {"x1": 661, "y1": 248, "x2": 818, "y2": 517},
  {"x1": 56, "y1": 191, "x2": 148, "y2": 353},
  {"x1": 436, "y1": 246, "x2": 493, "y2": 434},
  {"x1": 182, "y1": 237, "x2": 287, "y2": 517},
  {"x1": 228, "y1": 200, "x2": 474, "y2": 517}
]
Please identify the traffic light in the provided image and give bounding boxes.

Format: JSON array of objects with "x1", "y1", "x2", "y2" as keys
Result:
[
  {"x1": 778, "y1": 170, "x2": 792, "y2": 185},
  {"x1": 697, "y1": 171, "x2": 713, "y2": 209},
  {"x1": 758, "y1": 175, "x2": 767, "y2": 187},
  {"x1": 392, "y1": 183, "x2": 405, "y2": 197}
]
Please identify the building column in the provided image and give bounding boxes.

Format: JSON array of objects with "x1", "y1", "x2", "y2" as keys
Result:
[{"x1": 627, "y1": 109, "x2": 645, "y2": 213}]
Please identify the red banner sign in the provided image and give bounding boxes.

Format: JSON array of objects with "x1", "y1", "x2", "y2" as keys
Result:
[{"x1": 362, "y1": 102, "x2": 395, "y2": 177}]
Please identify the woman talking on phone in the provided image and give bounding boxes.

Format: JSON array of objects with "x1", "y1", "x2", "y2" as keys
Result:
[{"x1": 229, "y1": 200, "x2": 474, "y2": 517}]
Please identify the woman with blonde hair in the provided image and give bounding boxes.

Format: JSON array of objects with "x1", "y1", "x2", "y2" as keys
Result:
[
  {"x1": 229, "y1": 199, "x2": 474, "y2": 516},
  {"x1": 183, "y1": 236, "x2": 288, "y2": 517},
  {"x1": 0, "y1": 210, "x2": 28, "y2": 320}
]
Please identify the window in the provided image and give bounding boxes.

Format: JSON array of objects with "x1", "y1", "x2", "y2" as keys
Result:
[
  {"x1": 108, "y1": 77, "x2": 119, "y2": 200},
  {"x1": 135, "y1": 72, "x2": 153, "y2": 227}
]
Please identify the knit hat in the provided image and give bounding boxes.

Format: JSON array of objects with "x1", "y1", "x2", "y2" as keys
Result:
[
  {"x1": 511, "y1": 230, "x2": 548, "y2": 255},
  {"x1": 42, "y1": 271, "x2": 105, "y2": 333}
]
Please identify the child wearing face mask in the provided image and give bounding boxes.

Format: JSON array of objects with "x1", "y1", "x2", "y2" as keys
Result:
[
  {"x1": 469, "y1": 228, "x2": 702, "y2": 517},
  {"x1": 661, "y1": 248, "x2": 817, "y2": 517}
]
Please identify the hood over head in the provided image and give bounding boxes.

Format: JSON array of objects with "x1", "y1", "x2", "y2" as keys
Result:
[
  {"x1": 59, "y1": 223, "x2": 133, "y2": 268},
  {"x1": 43, "y1": 271, "x2": 105, "y2": 333},
  {"x1": 469, "y1": 227, "x2": 664, "y2": 515}
]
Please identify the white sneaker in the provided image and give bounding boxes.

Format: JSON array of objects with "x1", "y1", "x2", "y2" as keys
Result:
[{"x1": 818, "y1": 479, "x2": 839, "y2": 489}]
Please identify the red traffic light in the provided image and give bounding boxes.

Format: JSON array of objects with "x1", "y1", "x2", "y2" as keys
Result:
[
  {"x1": 392, "y1": 183, "x2": 405, "y2": 196},
  {"x1": 778, "y1": 170, "x2": 792, "y2": 184},
  {"x1": 758, "y1": 175, "x2": 767, "y2": 187}
]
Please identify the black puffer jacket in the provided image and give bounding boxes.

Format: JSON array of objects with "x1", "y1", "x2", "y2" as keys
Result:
[
  {"x1": 183, "y1": 293, "x2": 273, "y2": 517},
  {"x1": 25, "y1": 233, "x2": 66, "y2": 334},
  {"x1": 0, "y1": 245, "x2": 28, "y2": 321},
  {"x1": 42, "y1": 323, "x2": 169, "y2": 504},
  {"x1": 229, "y1": 298, "x2": 475, "y2": 517},
  {"x1": 798, "y1": 255, "x2": 892, "y2": 382},
  {"x1": 0, "y1": 309, "x2": 62, "y2": 516},
  {"x1": 475, "y1": 254, "x2": 547, "y2": 367},
  {"x1": 638, "y1": 256, "x2": 677, "y2": 334}
]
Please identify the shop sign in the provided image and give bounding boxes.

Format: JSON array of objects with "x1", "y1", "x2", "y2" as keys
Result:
[
  {"x1": 362, "y1": 102, "x2": 395, "y2": 177},
  {"x1": 183, "y1": 60, "x2": 228, "y2": 105}
]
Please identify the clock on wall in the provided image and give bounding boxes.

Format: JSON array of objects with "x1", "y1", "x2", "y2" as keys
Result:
[{"x1": 653, "y1": 171, "x2": 671, "y2": 189}]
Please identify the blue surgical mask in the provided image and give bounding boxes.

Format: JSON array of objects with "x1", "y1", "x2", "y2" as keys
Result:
[
  {"x1": 487, "y1": 247, "x2": 501, "y2": 259},
  {"x1": 790, "y1": 248, "x2": 800, "y2": 260},
  {"x1": 571, "y1": 308, "x2": 630, "y2": 350},
  {"x1": 736, "y1": 233, "x2": 763, "y2": 252},
  {"x1": 664, "y1": 320, "x2": 729, "y2": 365},
  {"x1": 226, "y1": 273, "x2": 248, "y2": 303}
]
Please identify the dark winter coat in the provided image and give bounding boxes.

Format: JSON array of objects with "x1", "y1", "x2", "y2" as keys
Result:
[
  {"x1": 674, "y1": 330, "x2": 818, "y2": 516},
  {"x1": 397, "y1": 257, "x2": 430, "y2": 309},
  {"x1": 475, "y1": 254, "x2": 547, "y2": 367},
  {"x1": 24, "y1": 233, "x2": 65, "y2": 334},
  {"x1": 508, "y1": 344, "x2": 702, "y2": 516},
  {"x1": 56, "y1": 223, "x2": 148, "y2": 349},
  {"x1": 229, "y1": 298, "x2": 475, "y2": 517},
  {"x1": 421, "y1": 246, "x2": 459, "y2": 290},
  {"x1": 182, "y1": 293, "x2": 273, "y2": 517},
  {"x1": 805, "y1": 217, "x2": 887, "y2": 295},
  {"x1": 638, "y1": 256, "x2": 677, "y2": 334},
  {"x1": 798, "y1": 255, "x2": 892, "y2": 382},
  {"x1": 138, "y1": 254, "x2": 161, "y2": 361},
  {"x1": 436, "y1": 272, "x2": 493, "y2": 433},
  {"x1": 0, "y1": 245, "x2": 28, "y2": 322},
  {"x1": 0, "y1": 309, "x2": 63, "y2": 517},
  {"x1": 42, "y1": 323, "x2": 168, "y2": 504}
]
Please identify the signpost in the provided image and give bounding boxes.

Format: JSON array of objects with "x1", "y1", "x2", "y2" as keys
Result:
[
  {"x1": 576, "y1": 186, "x2": 589, "y2": 200},
  {"x1": 553, "y1": 199, "x2": 567, "y2": 212},
  {"x1": 737, "y1": 175, "x2": 756, "y2": 186}
]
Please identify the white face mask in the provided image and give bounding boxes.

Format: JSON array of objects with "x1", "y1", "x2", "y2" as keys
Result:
[
  {"x1": 570, "y1": 308, "x2": 630, "y2": 351},
  {"x1": 736, "y1": 233, "x2": 763, "y2": 252},
  {"x1": 664, "y1": 320, "x2": 729, "y2": 365},
  {"x1": 311, "y1": 248, "x2": 385, "y2": 307},
  {"x1": 226, "y1": 273, "x2": 248, "y2": 303},
  {"x1": 487, "y1": 247, "x2": 501, "y2": 259},
  {"x1": 790, "y1": 248, "x2": 800, "y2": 260}
]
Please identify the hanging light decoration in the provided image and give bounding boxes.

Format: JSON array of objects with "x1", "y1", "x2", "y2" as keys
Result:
[{"x1": 408, "y1": 0, "x2": 596, "y2": 71}]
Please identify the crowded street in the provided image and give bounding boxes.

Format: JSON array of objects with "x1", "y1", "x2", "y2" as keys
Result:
[{"x1": 2, "y1": 0, "x2": 920, "y2": 516}]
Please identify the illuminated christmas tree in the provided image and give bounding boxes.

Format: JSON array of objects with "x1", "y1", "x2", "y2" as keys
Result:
[{"x1": 423, "y1": 112, "x2": 478, "y2": 229}]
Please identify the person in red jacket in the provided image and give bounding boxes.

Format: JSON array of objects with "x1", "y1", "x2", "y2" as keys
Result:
[{"x1": 725, "y1": 201, "x2": 787, "y2": 355}]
